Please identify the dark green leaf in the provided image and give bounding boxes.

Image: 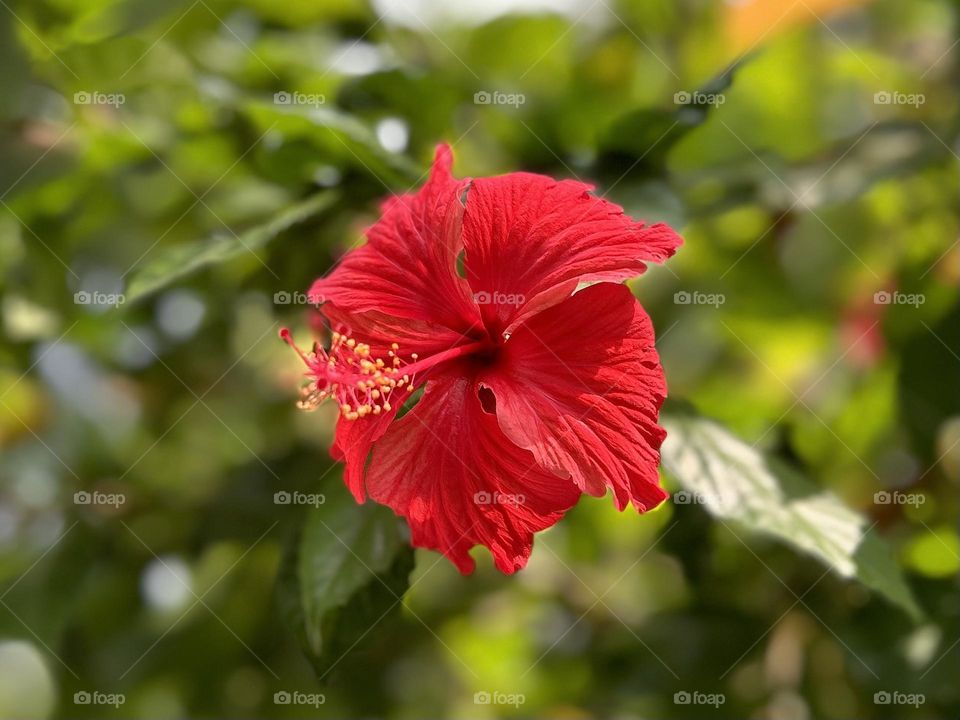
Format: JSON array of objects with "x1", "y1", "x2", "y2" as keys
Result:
[
  {"x1": 280, "y1": 481, "x2": 414, "y2": 679},
  {"x1": 124, "y1": 191, "x2": 337, "y2": 303},
  {"x1": 597, "y1": 55, "x2": 751, "y2": 176}
]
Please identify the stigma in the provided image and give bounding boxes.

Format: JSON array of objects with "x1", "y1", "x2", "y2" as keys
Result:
[{"x1": 280, "y1": 328, "x2": 415, "y2": 420}]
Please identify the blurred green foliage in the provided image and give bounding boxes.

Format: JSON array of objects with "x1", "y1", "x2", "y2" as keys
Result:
[{"x1": 0, "y1": 0, "x2": 958, "y2": 718}]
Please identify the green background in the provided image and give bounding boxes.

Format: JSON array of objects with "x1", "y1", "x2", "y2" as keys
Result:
[{"x1": 0, "y1": 0, "x2": 958, "y2": 717}]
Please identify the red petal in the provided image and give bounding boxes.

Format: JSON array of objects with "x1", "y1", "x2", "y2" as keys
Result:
[
  {"x1": 331, "y1": 405, "x2": 402, "y2": 502},
  {"x1": 480, "y1": 283, "x2": 669, "y2": 512},
  {"x1": 363, "y1": 370, "x2": 581, "y2": 574},
  {"x1": 321, "y1": 303, "x2": 474, "y2": 359},
  {"x1": 462, "y1": 172, "x2": 682, "y2": 336},
  {"x1": 310, "y1": 145, "x2": 481, "y2": 336}
]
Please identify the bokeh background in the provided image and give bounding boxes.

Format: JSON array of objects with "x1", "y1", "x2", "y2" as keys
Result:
[{"x1": 1, "y1": 0, "x2": 958, "y2": 717}]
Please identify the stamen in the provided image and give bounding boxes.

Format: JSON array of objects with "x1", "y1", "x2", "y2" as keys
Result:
[
  {"x1": 280, "y1": 328, "x2": 415, "y2": 420},
  {"x1": 280, "y1": 328, "x2": 492, "y2": 420}
]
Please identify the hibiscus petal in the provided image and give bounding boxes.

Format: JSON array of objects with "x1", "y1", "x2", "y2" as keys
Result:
[
  {"x1": 462, "y1": 172, "x2": 682, "y2": 335},
  {"x1": 321, "y1": 303, "x2": 474, "y2": 359},
  {"x1": 480, "y1": 282, "x2": 669, "y2": 512},
  {"x1": 331, "y1": 404, "x2": 402, "y2": 502},
  {"x1": 363, "y1": 370, "x2": 581, "y2": 574},
  {"x1": 309, "y1": 145, "x2": 481, "y2": 336}
]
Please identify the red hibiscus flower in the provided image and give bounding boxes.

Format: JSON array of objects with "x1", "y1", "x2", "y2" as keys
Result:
[{"x1": 281, "y1": 144, "x2": 682, "y2": 574}]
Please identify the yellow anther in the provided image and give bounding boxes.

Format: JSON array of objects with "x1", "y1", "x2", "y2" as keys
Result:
[{"x1": 287, "y1": 327, "x2": 418, "y2": 423}]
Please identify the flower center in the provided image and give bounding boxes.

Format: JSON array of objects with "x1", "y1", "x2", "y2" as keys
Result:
[{"x1": 280, "y1": 328, "x2": 489, "y2": 420}]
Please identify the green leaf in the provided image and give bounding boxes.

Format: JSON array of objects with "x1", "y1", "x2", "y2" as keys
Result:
[
  {"x1": 597, "y1": 55, "x2": 750, "y2": 176},
  {"x1": 243, "y1": 100, "x2": 421, "y2": 186},
  {"x1": 124, "y1": 191, "x2": 337, "y2": 303},
  {"x1": 279, "y1": 481, "x2": 414, "y2": 679},
  {"x1": 660, "y1": 407, "x2": 923, "y2": 621}
]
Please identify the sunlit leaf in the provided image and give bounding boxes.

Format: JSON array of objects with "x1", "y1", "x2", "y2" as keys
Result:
[
  {"x1": 661, "y1": 406, "x2": 923, "y2": 620},
  {"x1": 244, "y1": 101, "x2": 420, "y2": 186}
]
